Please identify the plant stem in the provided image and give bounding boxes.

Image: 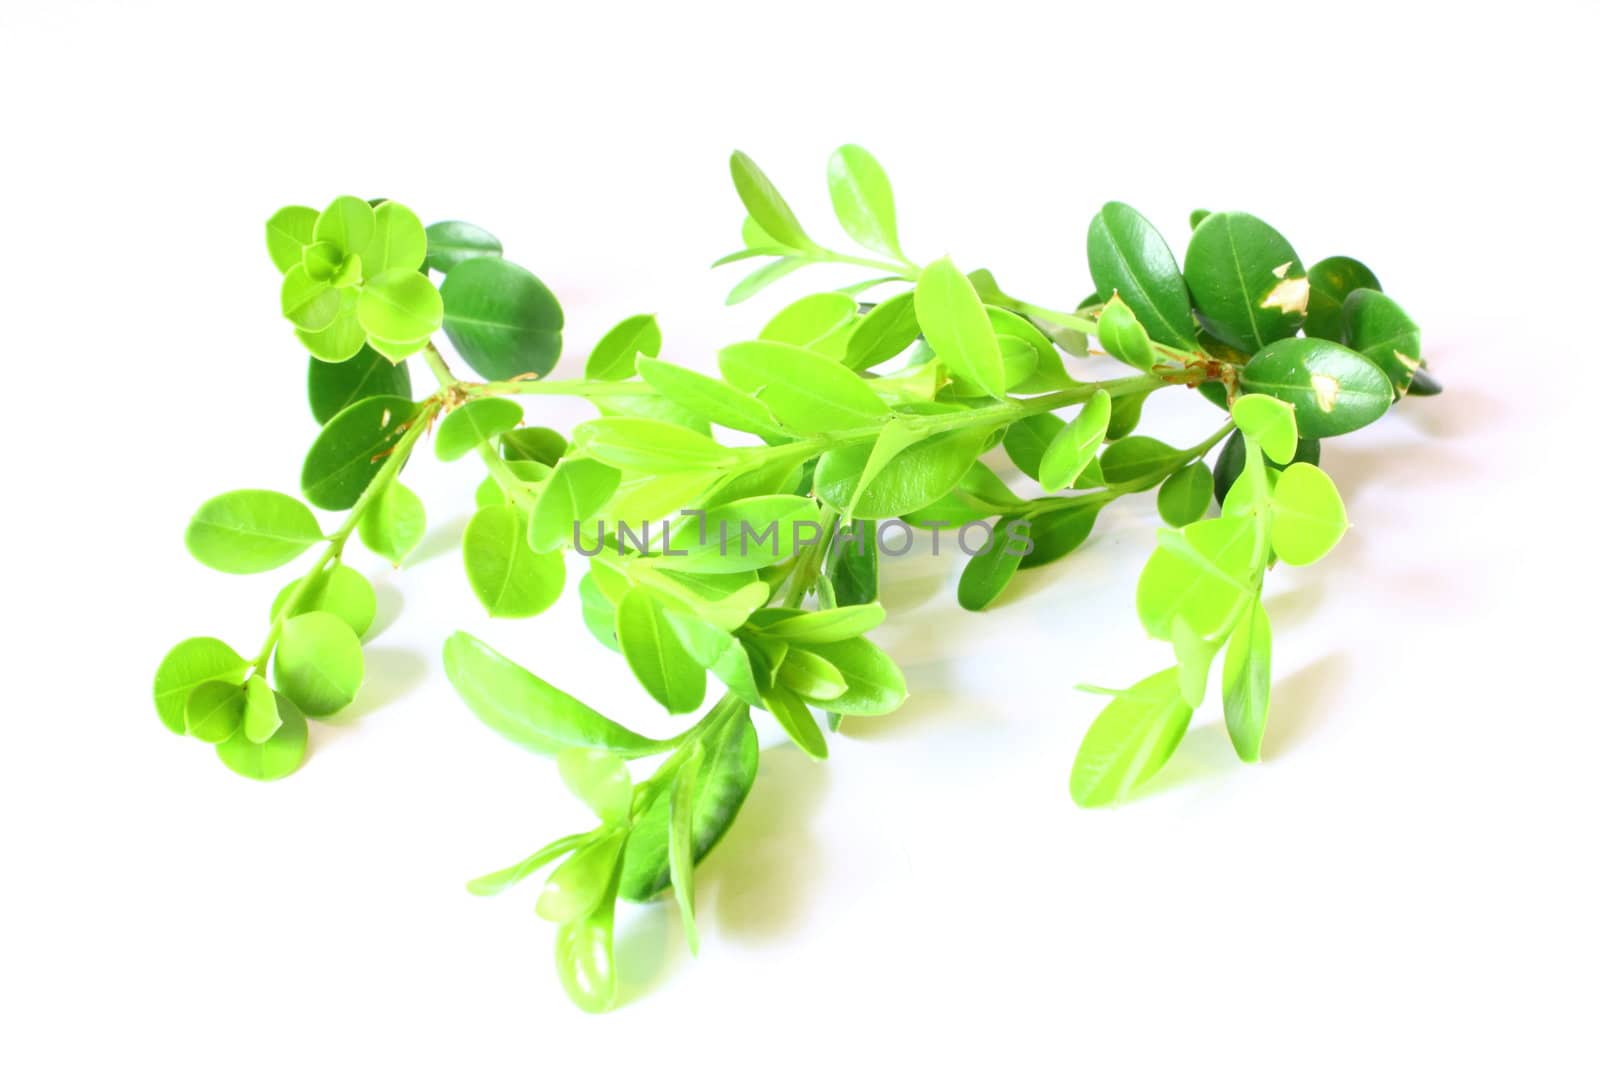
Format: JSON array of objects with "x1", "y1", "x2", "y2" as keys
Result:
[{"x1": 249, "y1": 398, "x2": 440, "y2": 672}]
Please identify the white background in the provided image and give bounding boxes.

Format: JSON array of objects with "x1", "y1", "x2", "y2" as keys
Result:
[{"x1": 3, "y1": 1, "x2": 1597, "y2": 1062}]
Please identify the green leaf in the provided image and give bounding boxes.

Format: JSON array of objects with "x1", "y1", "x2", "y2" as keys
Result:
[
  {"x1": 729, "y1": 151, "x2": 818, "y2": 252},
  {"x1": 555, "y1": 910, "x2": 620, "y2": 1014},
  {"x1": 307, "y1": 345, "x2": 412, "y2": 424},
  {"x1": 619, "y1": 709, "x2": 758, "y2": 901},
  {"x1": 813, "y1": 426, "x2": 988, "y2": 519},
  {"x1": 1095, "y1": 294, "x2": 1158, "y2": 371},
  {"x1": 760, "y1": 292, "x2": 857, "y2": 349},
  {"x1": 804, "y1": 637, "x2": 906, "y2": 716},
  {"x1": 280, "y1": 265, "x2": 341, "y2": 332},
  {"x1": 763, "y1": 684, "x2": 828, "y2": 759},
  {"x1": 1183, "y1": 212, "x2": 1307, "y2": 352},
  {"x1": 1135, "y1": 516, "x2": 1259, "y2": 641},
  {"x1": 295, "y1": 293, "x2": 366, "y2": 364},
  {"x1": 657, "y1": 495, "x2": 819, "y2": 574},
  {"x1": 1222, "y1": 601, "x2": 1272, "y2": 762},
  {"x1": 957, "y1": 519, "x2": 1026, "y2": 611},
  {"x1": 585, "y1": 314, "x2": 662, "y2": 381},
  {"x1": 501, "y1": 426, "x2": 568, "y2": 465},
  {"x1": 572, "y1": 416, "x2": 734, "y2": 473},
  {"x1": 270, "y1": 564, "x2": 376, "y2": 637},
  {"x1": 1018, "y1": 501, "x2": 1101, "y2": 570},
  {"x1": 362, "y1": 201, "x2": 428, "y2": 276},
  {"x1": 1212, "y1": 429, "x2": 1318, "y2": 505},
  {"x1": 1086, "y1": 201, "x2": 1195, "y2": 349},
  {"x1": 993, "y1": 307, "x2": 1074, "y2": 392},
  {"x1": 578, "y1": 573, "x2": 620, "y2": 651},
  {"x1": 153, "y1": 638, "x2": 248, "y2": 735},
  {"x1": 827, "y1": 521, "x2": 878, "y2": 605},
  {"x1": 635, "y1": 358, "x2": 783, "y2": 436},
  {"x1": 538, "y1": 832, "x2": 627, "y2": 923},
  {"x1": 1239, "y1": 337, "x2": 1392, "y2": 438},
  {"x1": 466, "y1": 834, "x2": 587, "y2": 897},
  {"x1": 1039, "y1": 390, "x2": 1112, "y2": 491},
  {"x1": 1003, "y1": 413, "x2": 1065, "y2": 481},
  {"x1": 185, "y1": 490, "x2": 322, "y2": 574},
  {"x1": 313, "y1": 196, "x2": 375, "y2": 255},
  {"x1": 242, "y1": 676, "x2": 281, "y2": 744},
  {"x1": 1407, "y1": 368, "x2": 1443, "y2": 396},
  {"x1": 184, "y1": 680, "x2": 246, "y2": 743},
  {"x1": 616, "y1": 588, "x2": 706, "y2": 713},
  {"x1": 435, "y1": 397, "x2": 523, "y2": 461},
  {"x1": 443, "y1": 632, "x2": 668, "y2": 757},
  {"x1": 915, "y1": 258, "x2": 1006, "y2": 398},
  {"x1": 440, "y1": 257, "x2": 563, "y2": 380},
  {"x1": 1305, "y1": 256, "x2": 1380, "y2": 341},
  {"x1": 752, "y1": 603, "x2": 886, "y2": 644},
  {"x1": 424, "y1": 220, "x2": 503, "y2": 274},
  {"x1": 558, "y1": 749, "x2": 633, "y2": 825},
  {"x1": 668, "y1": 744, "x2": 703, "y2": 954},
  {"x1": 827, "y1": 144, "x2": 903, "y2": 258},
  {"x1": 778, "y1": 648, "x2": 849, "y2": 700},
  {"x1": 1099, "y1": 435, "x2": 1181, "y2": 486},
  {"x1": 463, "y1": 504, "x2": 565, "y2": 618},
  {"x1": 1343, "y1": 289, "x2": 1421, "y2": 396},
  {"x1": 1270, "y1": 462, "x2": 1348, "y2": 565},
  {"x1": 845, "y1": 291, "x2": 920, "y2": 370},
  {"x1": 266, "y1": 206, "x2": 318, "y2": 273},
  {"x1": 1229, "y1": 393, "x2": 1299, "y2": 464},
  {"x1": 1070, "y1": 668, "x2": 1193, "y2": 807},
  {"x1": 1170, "y1": 616, "x2": 1216, "y2": 708},
  {"x1": 1156, "y1": 463, "x2": 1213, "y2": 526},
  {"x1": 358, "y1": 481, "x2": 426, "y2": 565},
  {"x1": 528, "y1": 458, "x2": 621, "y2": 553},
  {"x1": 301, "y1": 395, "x2": 417, "y2": 510},
  {"x1": 271, "y1": 611, "x2": 363, "y2": 717},
  {"x1": 726, "y1": 257, "x2": 807, "y2": 305},
  {"x1": 217, "y1": 691, "x2": 308, "y2": 780},
  {"x1": 357, "y1": 268, "x2": 442, "y2": 345},
  {"x1": 719, "y1": 340, "x2": 889, "y2": 434},
  {"x1": 1106, "y1": 389, "x2": 1147, "y2": 441}
]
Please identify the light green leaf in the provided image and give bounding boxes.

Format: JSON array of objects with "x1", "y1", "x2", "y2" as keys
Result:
[
  {"x1": 751, "y1": 603, "x2": 886, "y2": 644},
  {"x1": 845, "y1": 291, "x2": 920, "y2": 370},
  {"x1": 668, "y1": 744, "x2": 703, "y2": 955},
  {"x1": 657, "y1": 495, "x2": 819, "y2": 575},
  {"x1": 358, "y1": 481, "x2": 425, "y2": 565},
  {"x1": 763, "y1": 684, "x2": 828, "y2": 759},
  {"x1": 463, "y1": 505, "x2": 565, "y2": 618},
  {"x1": 1222, "y1": 600, "x2": 1272, "y2": 761},
  {"x1": 1229, "y1": 393, "x2": 1299, "y2": 464},
  {"x1": 357, "y1": 268, "x2": 443, "y2": 345},
  {"x1": 1170, "y1": 616, "x2": 1216, "y2": 708},
  {"x1": 295, "y1": 293, "x2": 366, "y2": 364},
  {"x1": 271, "y1": 610, "x2": 363, "y2": 717},
  {"x1": 812, "y1": 425, "x2": 988, "y2": 520},
  {"x1": 185, "y1": 490, "x2": 322, "y2": 574},
  {"x1": 528, "y1": 458, "x2": 621, "y2": 553},
  {"x1": 572, "y1": 416, "x2": 734, "y2": 473},
  {"x1": 1135, "y1": 516, "x2": 1259, "y2": 641},
  {"x1": 280, "y1": 265, "x2": 340, "y2": 332},
  {"x1": 538, "y1": 832, "x2": 626, "y2": 924},
  {"x1": 242, "y1": 676, "x2": 281, "y2": 744},
  {"x1": 466, "y1": 834, "x2": 587, "y2": 897},
  {"x1": 1095, "y1": 294, "x2": 1158, "y2": 371},
  {"x1": 827, "y1": 144, "x2": 902, "y2": 258},
  {"x1": 217, "y1": 692, "x2": 308, "y2": 781},
  {"x1": 760, "y1": 292, "x2": 857, "y2": 349},
  {"x1": 362, "y1": 201, "x2": 428, "y2": 276},
  {"x1": 729, "y1": 151, "x2": 818, "y2": 252},
  {"x1": 436, "y1": 397, "x2": 524, "y2": 461},
  {"x1": 1039, "y1": 390, "x2": 1112, "y2": 491},
  {"x1": 617, "y1": 589, "x2": 707, "y2": 713},
  {"x1": 1099, "y1": 435, "x2": 1181, "y2": 486},
  {"x1": 184, "y1": 680, "x2": 246, "y2": 743},
  {"x1": 313, "y1": 196, "x2": 375, "y2": 256},
  {"x1": 915, "y1": 258, "x2": 1005, "y2": 398},
  {"x1": 1270, "y1": 463, "x2": 1347, "y2": 565},
  {"x1": 442, "y1": 632, "x2": 669, "y2": 757},
  {"x1": 804, "y1": 636, "x2": 906, "y2": 716},
  {"x1": 726, "y1": 257, "x2": 807, "y2": 305},
  {"x1": 266, "y1": 205, "x2": 317, "y2": 273},
  {"x1": 557, "y1": 749, "x2": 633, "y2": 825},
  {"x1": 957, "y1": 520, "x2": 1026, "y2": 611},
  {"x1": 1003, "y1": 412, "x2": 1066, "y2": 481},
  {"x1": 1070, "y1": 668, "x2": 1192, "y2": 807},
  {"x1": 270, "y1": 564, "x2": 376, "y2": 637},
  {"x1": 778, "y1": 647, "x2": 849, "y2": 700},
  {"x1": 501, "y1": 426, "x2": 568, "y2": 465},
  {"x1": 635, "y1": 358, "x2": 783, "y2": 436},
  {"x1": 719, "y1": 340, "x2": 889, "y2": 434},
  {"x1": 586, "y1": 314, "x2": 662, "y2": 381},
  {"x1": 555, "y1": 910, "x2": 619, "y2": 1014},
  {"x1": 153, "y1": 637, "x2": 248, "y2": 735}
]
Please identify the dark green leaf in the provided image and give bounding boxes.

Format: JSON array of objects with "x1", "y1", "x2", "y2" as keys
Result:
[
  {"x1": 1099, "y1": 435, "x2": 1181, "y2": 486},
  {"x1": 307, "y1": 345, "x2": 412, "y2": 425},
  {"x1": 1305, "y1": 256, "x2": 1380, "y2": 341},
  {"x1": 440, "y1": 257, "x2": 563, "y2": 381},
  {"x1": 1239, "y1": 337, "x2": 1392, "y2": 438},
  {"x1": 1156, "y1": 463, "x2": 1213, "y2": 526},
  {"x1": 1343, "y1": 289, "x2": 1421, "y2": 396},
  {"x1": 1017, "y1": 502, "x2": 1100, "y2": 570},
  {"x1": 500, "y1": 426, "x2": 568, "y2": 465},
  {"x1": 957, "y1": 519, "x2": 1026, "y2": 611},
  {"x1": 424, "y1": 220, "x2": 502, "y2": 273},
  {"x1": 302, "y1": 395, "x2": 417, "y2": 509},
  {"x1": 1086, "y1": 201, "x2": 1195, "y2": 349},
  {"x1": 1183, "y1": 212, "x2": 1307, "y2": 352}
]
